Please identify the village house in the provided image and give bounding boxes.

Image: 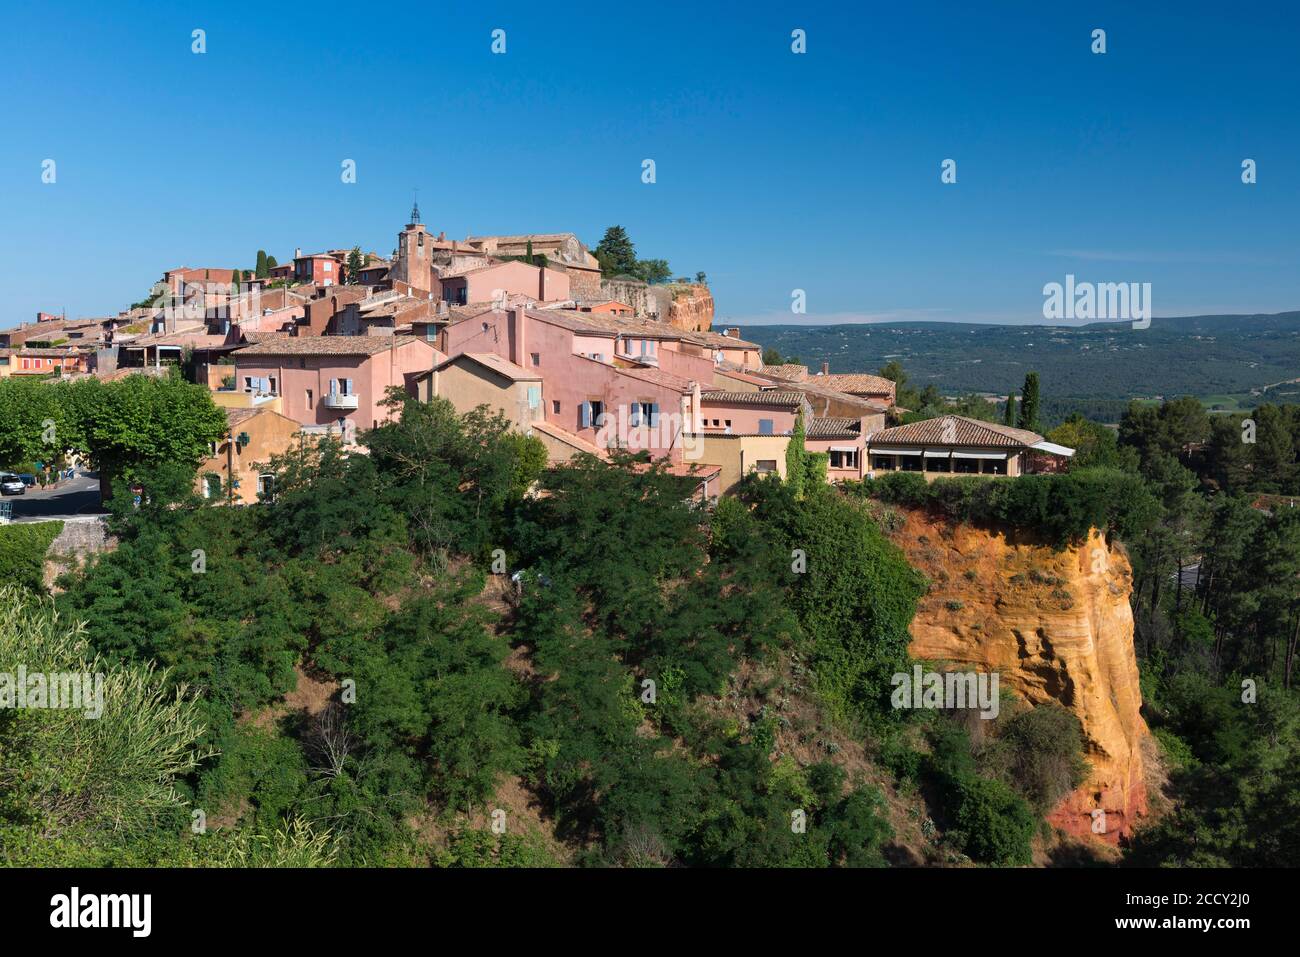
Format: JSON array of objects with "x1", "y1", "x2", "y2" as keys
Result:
[
  {"x1": 438, "y1": 259, "x2": 570, "y2": 306},
  {"x1": 865, "y1": 415, "x2": 1074, "y2": 478},
  {"x1": 196, "y1": 406, "x2": 302, "y2": 504},
  {"x1": 415, "y1": 352, "x2": 544, "y2": 432},
  {"x1": 7, "y1": 347, "x2": 92, "y2": 376},
  {"x1": 232, "y1": 335, "x2": 440, "y2": 431}
]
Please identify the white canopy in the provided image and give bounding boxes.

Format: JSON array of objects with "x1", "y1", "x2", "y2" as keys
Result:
[{"x1": 1030, "y1": 441, "x2": 1076, "y2": 457}]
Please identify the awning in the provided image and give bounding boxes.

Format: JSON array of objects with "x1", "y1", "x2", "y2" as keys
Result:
[
  {"x1": 923, "y1": 450, "x2": 951, "y2": 458},
  {"x1": 952, "y1": 450, "x2": 1011, "y2": 460},
  {"x1": 829, "y1": 445, "x2": 858, "y2": 453},
  {"x1": 1031, "y1": 441, "x2": 1076, "y2": 457},
  {"x1": 869, "y1": 446, "x2": 922, "y2": 456}
]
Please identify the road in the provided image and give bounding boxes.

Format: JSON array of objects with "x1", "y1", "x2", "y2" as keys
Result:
[{"x1": 1, "y1": 471, "x2": 106, "y2": 523}]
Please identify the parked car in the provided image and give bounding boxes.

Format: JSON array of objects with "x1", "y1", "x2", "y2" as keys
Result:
[
  {"x1": 0, "y1": 474, "x2": 26, "y2": 495},
  {"x1": 18, "y1": 474, "x2": 37, "y2": 487}
]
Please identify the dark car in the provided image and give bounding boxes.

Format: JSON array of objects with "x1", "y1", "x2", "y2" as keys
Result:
[{"x1": 0, "y1": 474, "x2": 26, "y2": 495}]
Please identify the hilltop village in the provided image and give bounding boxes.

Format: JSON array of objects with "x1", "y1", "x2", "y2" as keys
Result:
[{"x1": 0, "y1": 209, "x2": 1073, "y2": 501}]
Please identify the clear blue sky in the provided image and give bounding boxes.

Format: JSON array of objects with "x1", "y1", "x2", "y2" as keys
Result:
[{"x1": 2, "y1": 0, "x2": 1296, "y2": 326}]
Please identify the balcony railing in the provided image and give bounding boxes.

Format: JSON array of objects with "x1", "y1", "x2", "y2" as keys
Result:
[{"x1": 323, "y1": 392, "x2": 359, "y2": 410}]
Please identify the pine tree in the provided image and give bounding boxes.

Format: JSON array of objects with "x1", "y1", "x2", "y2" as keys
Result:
[
  {"x1": 1004, "y1": 391, "x2": 1017, "y2": 427},
  {"x1": 1017, "y1": 373, "x2": 1040, "y2": 433},
  {"x1": 594, "y1": 226, "x2": 637, "y2": 277},
  {"x1": 346, "y1": 247, "x2": 364, "y2": 285}
]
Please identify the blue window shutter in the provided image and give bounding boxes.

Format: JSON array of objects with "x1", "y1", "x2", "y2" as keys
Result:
[
  {"x1": 580, "y1": 402, "x2": 591, "y2": 428},
  {"x1": 650, "y1": 403, "x2": 659, "y2": 426},
  {"x1": 759, "y1": 418, "x2": 774, "y2": 435}
]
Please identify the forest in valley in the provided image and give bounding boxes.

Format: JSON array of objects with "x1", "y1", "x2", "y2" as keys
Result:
[{"x1": 1, "y1": 371, "x2": 1298, "y2": 868}]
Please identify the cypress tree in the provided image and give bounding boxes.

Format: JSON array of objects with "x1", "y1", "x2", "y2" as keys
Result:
[
  {"x1": 1004, "y1": 391, "x2": 1017, "y2": 427},
  {"x1": 255, "y1": 249, "x2": 268, "y2": 279},
  {"x1": 785, "y1": 409, "x2": 807, "y2": 500},
  {"x1": 1017, "y1": 373, "x2": 1041, "y2": 433}
]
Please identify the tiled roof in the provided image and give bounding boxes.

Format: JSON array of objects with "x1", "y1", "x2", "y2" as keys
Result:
[
  {"x1": 807, "y1": 416, "x2": 862, "y2": 439},
  {"x1": 817, "y1": 373, "x2": 896, "y2": 395},
  {"x1": 436, "y1": 352, "x2": 541, "y2": 381},
  {"x1": 224, "y1": 407, "x2": 263, "y2": 428},
  {"x1": 759, "y1": 363, "x2": 809, "y2": 381},
  {"x1": 235, "y1": 335, "x2": 432, "y2": 357},
  {"x1": 701, "y1": 390, "x2": 805, "y2": 407},
  {"x1": 869, "y1": 415, "x2": 1043, "y2": 448}
]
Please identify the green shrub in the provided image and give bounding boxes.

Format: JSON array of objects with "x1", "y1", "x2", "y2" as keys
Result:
[{"x1": 0, "y1": 521, "x2": 63, "y2": 593}]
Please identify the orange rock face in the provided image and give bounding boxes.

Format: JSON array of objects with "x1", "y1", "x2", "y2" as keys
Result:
[
  {"x1": 890, "y1": 509, "x2": 1149, "y2": 844},
  {"x1": 666, "y1": 284, "x2": 714, "y2": 332}
]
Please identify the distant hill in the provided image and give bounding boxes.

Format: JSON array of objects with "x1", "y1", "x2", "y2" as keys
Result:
[{"x1": 741, "y1": 312, "x2": 1300, "y2": 406}]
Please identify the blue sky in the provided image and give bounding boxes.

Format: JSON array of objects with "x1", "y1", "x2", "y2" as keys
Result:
[{"x1": 1, "y1": 0, "x2": 1296, "y2": 326}]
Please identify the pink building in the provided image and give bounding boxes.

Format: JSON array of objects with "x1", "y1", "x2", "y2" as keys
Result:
[
  {"x1": 442, "y1": 307, "x2": 704, "y2": 462},
  {"x1": 233, "y1": 335, "x2": 440, "y2": 430},
  {"x1": 438, "y1": 260, "x2": 569, "y2": 306},
  {"x1": 293, "y1": 253, "x2": 345, "y2": 286}
]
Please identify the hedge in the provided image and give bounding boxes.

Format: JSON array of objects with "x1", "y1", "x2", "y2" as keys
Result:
[
  {"x1": 0, "y1": 520, "x2": 65, "y2": 593},
  {"x1": 851, "y1": 468, "x2": 1158, "y2": 545}
]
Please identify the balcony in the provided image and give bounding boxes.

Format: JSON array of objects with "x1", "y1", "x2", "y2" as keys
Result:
[{"x1": 322, "y1": 392, "x2": 359, "y2": 410}]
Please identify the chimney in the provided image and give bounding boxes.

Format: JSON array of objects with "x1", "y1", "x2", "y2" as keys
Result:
[
  {"x1": 821, "y1": 360, "x2": 829, "y2": 376},
  {"x1": 294, "y1": 247, "x2": 302, "y2": 259},
  {"x1": 725, "y1": 326, "x2": 740, "y2": 339},
  {"x1": 510, "y1": 305, "x2": 527, "y2": 366}
]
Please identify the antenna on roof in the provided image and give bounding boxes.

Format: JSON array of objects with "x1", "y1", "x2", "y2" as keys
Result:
[{"x1": 410, "y1": 189, "x2": 422, "y2": 225}]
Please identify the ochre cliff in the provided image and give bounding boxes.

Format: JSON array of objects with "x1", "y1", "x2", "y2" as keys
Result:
[
  {"x1": 889, "y1": 508, "x2": 1149, "y2": 844},
  {"x1": 666, "y1": 283, "x2": 713, "y2": 332}
]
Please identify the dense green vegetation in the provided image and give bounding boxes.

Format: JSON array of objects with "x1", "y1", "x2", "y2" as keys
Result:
[
  {"x1": 4, "y1": 358, "x2": 1298, "y2": 869},
  {"x1": 0, "y1": 521, "x2": 63, "y2": 593},
  {"x1": 1, "y1": 379, "x2": 1101, "y2": 868}
]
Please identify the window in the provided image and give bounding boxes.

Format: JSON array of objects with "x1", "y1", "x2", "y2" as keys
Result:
[
  {"x1": 580, "y1": 400, "x2": 605, "y2": 429},
  {"x1": 871, "y1": 455, "x2": 896, "y2": 472},
  {"x1": 900, "y1": 455, "x2": 923, "y2": 472},
  {"x1": 552, "y1": 400, "x2": 561, "y2": 414},
  {"x1": 925, "y1": 457, "x2": 951, "y2": 473},
  {"x1": 257, "y1": 473, "x2": 275, "y2": 496},
  {"x1": 981, "y1": 458, "x2": 1007, "y2": 475},
  {"x1": 268, "y1": 376, "x2": 278, "y2": 395},
  {"x1": 754, "y1": 460, "x2": 778, "y2": 474},
  {"x1": 527, "y1": 385, "x2": 541, "y2": 410},
  {"x1": 306, "y1": 389, "x2": 313, "y2": 410},
  {"x1": 203, "y1": 473, "x2": 221, "y2": 499},
  {"x1": 725, "y1": 419, "x2": 732, "y2": 429},
  {"x1": 531, "y1": 352, "x2": 540, "y2": 367},
  {"x1": 829, "y1": 449, "x2": 859, "y2": 469},
  {"x1": 953, "y1": 458, "x2": 978, "y2": 474},
  {"x1": 629, "y1": 400, "x2": 658, "y2": 427},
  {"x1": 323, "y1": 262, "x2": 332, "y2": 272},
  {"x1": 758, "y1": 418, "x2": 774, "y2": 435}
]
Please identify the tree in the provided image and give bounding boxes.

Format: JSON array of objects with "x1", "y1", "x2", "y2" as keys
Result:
[
  {"x1": 761, "y1": 347, "x2": 783, "y2": 366},
  {"x1": 266, "y1": 255, "x2": 278, "y2": 272},
  {"x1": 256, "y1": 250, "x2": 269, "y2": 279},
  {"x1": 75, "y1": 373, "x2": 230, "y2": 498},
  {"x1": 695, "y1": 272, "x2": 707, "y2": 285},
  {"x1": 1003, "y1": 391, "x2": 1017, "y2": 427},
  {"x1": 594, "y1": 226, "x2": 637, "y2": 277},
  {"x1": 785, "y1": 410, "x2": 807, "y2": 500},
  {"x1": 634, "y1": 259, "x2": 672, "y2": 284},
  {"x1": 1017, "y1": 372, "x2": 1041, "y2": 433},
  {"x1": 346, "y1": 247, "x2": 364, "y2": 285}
]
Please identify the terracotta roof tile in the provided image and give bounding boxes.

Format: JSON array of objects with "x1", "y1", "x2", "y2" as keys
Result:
[{"x1": 869, "y1": 415, "x2": 1043, "y2": 448}]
